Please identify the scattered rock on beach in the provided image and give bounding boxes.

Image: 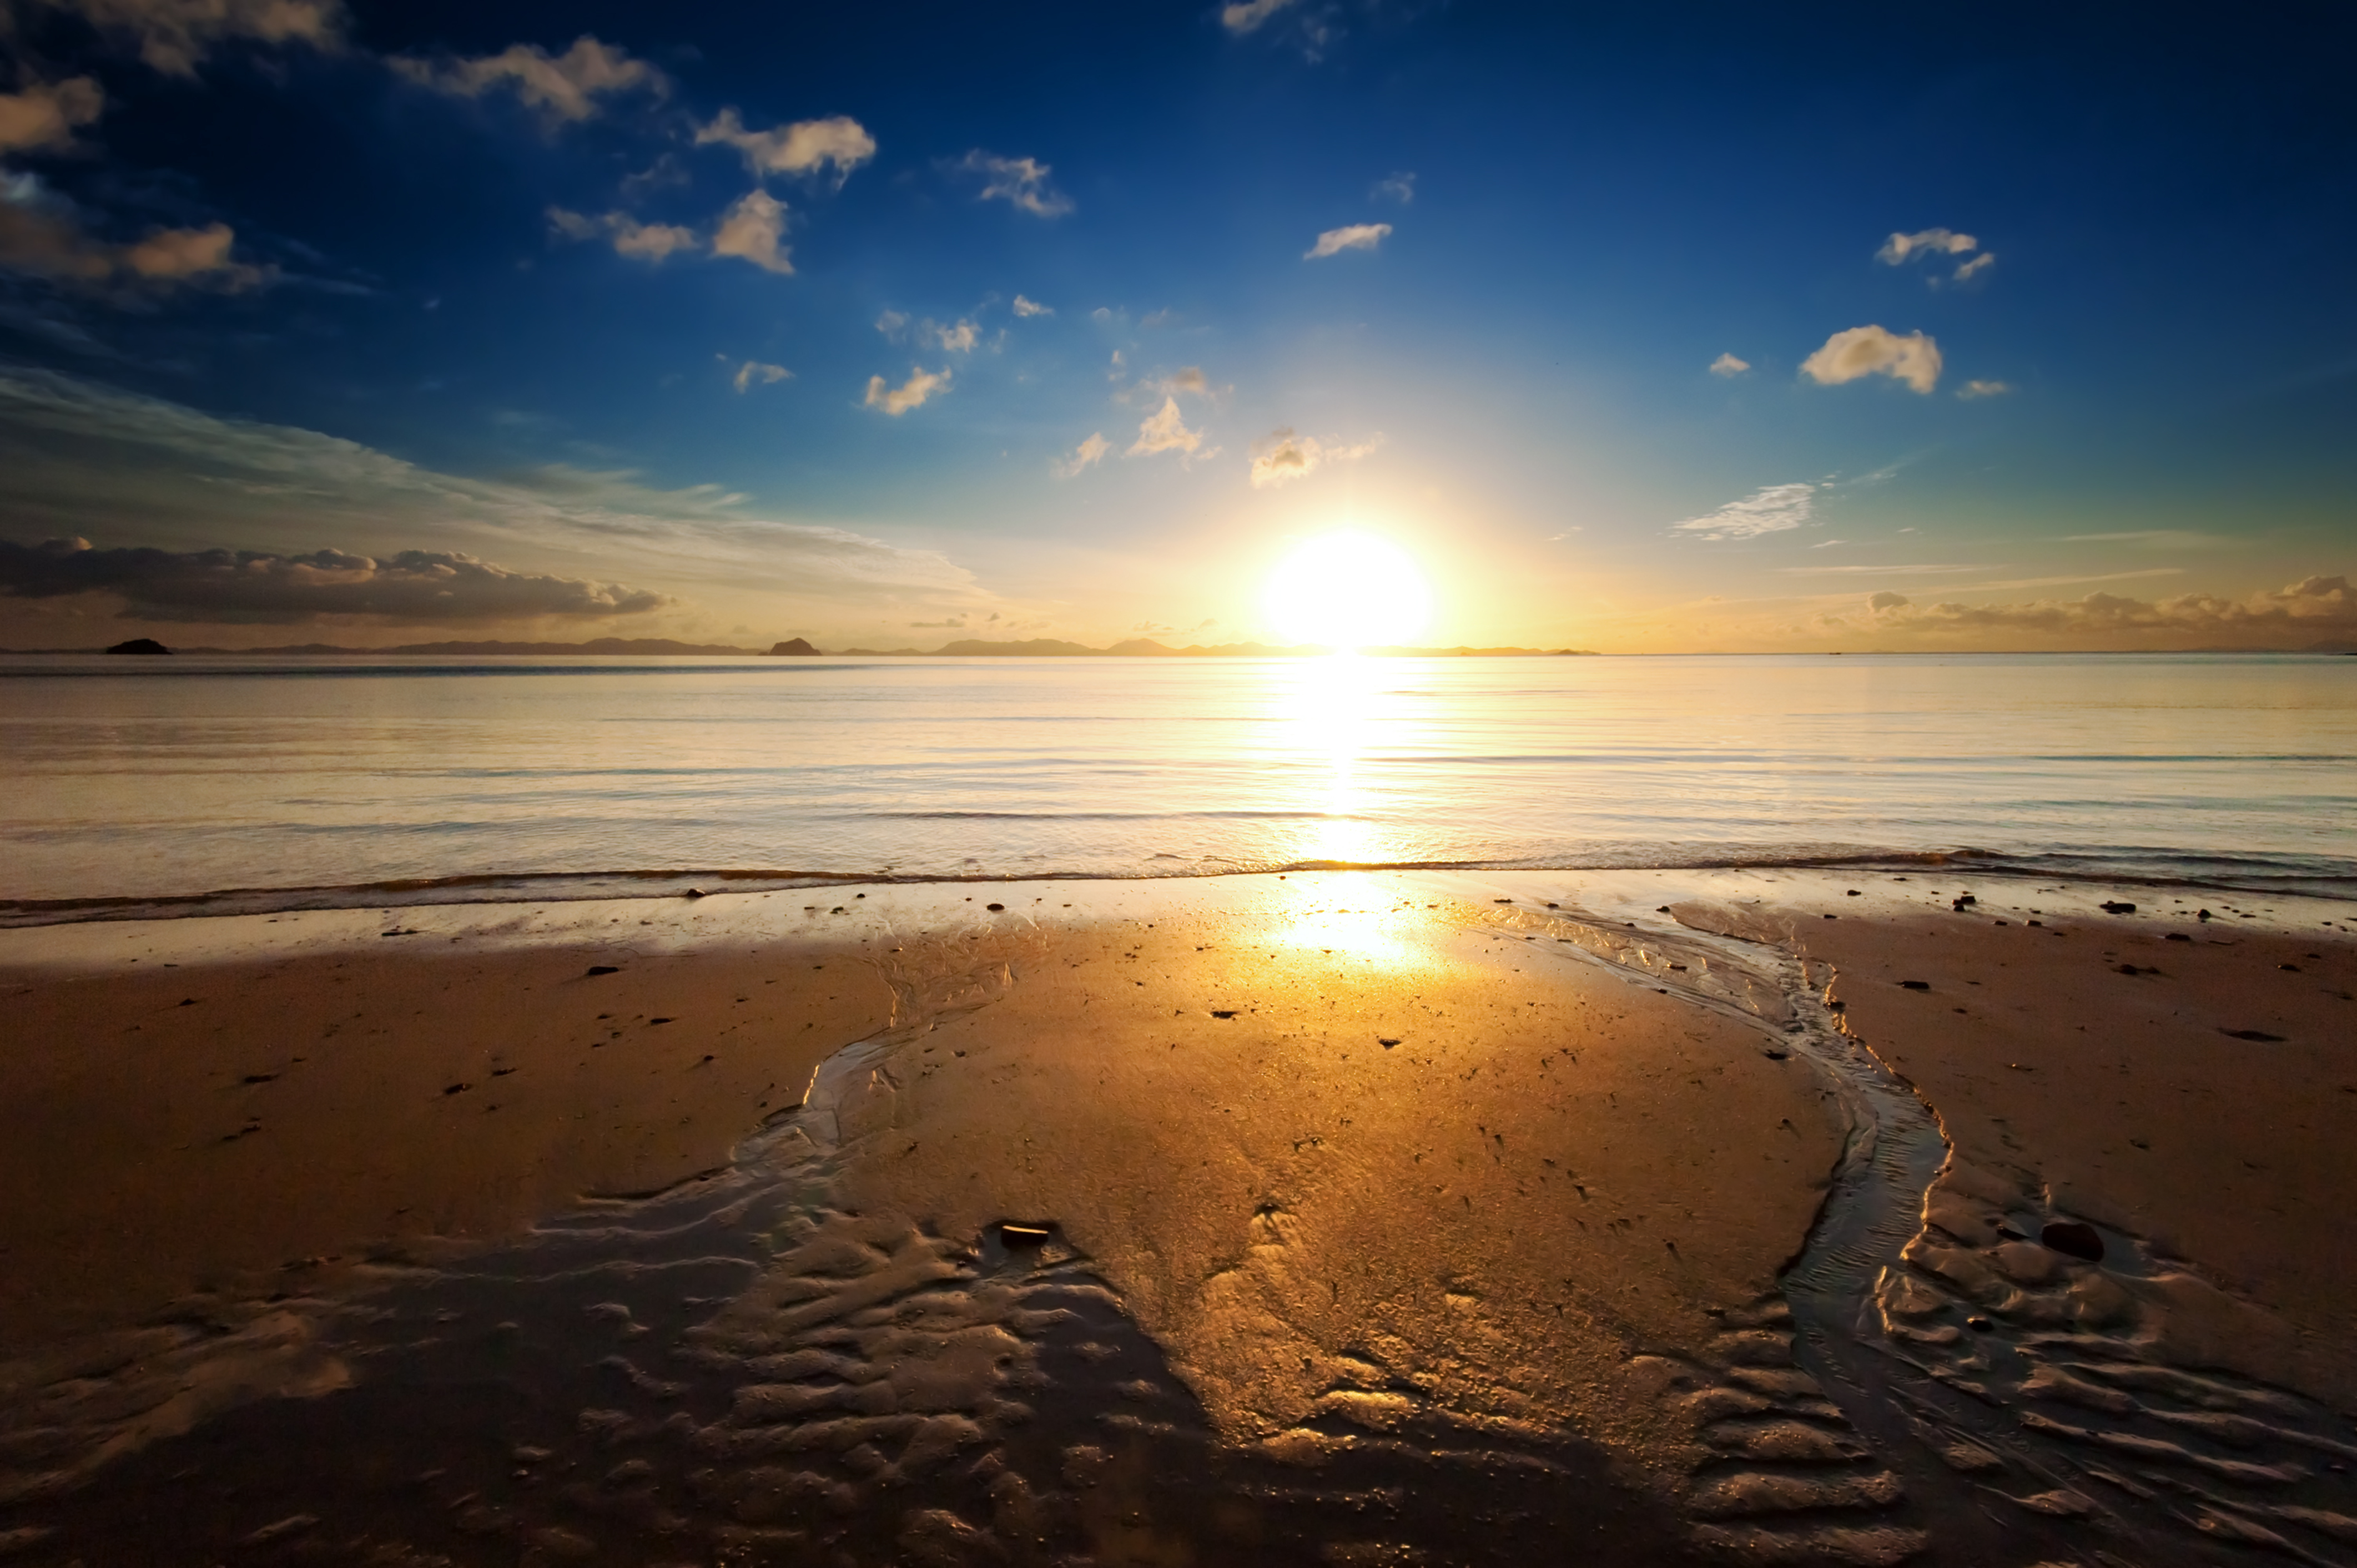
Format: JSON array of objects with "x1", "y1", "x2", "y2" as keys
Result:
[
  {"x1": 2220, "y1": 1027, "x2": 2287, "y2": 1042},
  {"x1": 2101, "y1": 900, "x2": 2137, "y2": 914},
  {"x1": 585, "y1": 964, "x2": 620, "y2": 976},
  {"x1": 1898, "y1": 980, "x2": 1931, "y2": 991}
]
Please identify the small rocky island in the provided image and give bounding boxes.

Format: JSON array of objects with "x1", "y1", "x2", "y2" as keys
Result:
[{"x1": 103, "y1": 638, "x2": 172, "y2": 655}]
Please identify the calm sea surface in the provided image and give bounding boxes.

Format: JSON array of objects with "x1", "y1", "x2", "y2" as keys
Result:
[{"x1": 2, "y1": 653, "x2": 2351, "y2": 911}]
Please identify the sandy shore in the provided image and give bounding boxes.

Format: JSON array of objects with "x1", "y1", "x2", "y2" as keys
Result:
[{"x1": 1, "y1": 870, "x2": 2351, "y2": 1565}]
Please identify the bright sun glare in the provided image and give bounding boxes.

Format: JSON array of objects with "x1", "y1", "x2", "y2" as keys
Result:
[{"x1": 1262, "y1": 532, "x2": 1433, "y2": 649}]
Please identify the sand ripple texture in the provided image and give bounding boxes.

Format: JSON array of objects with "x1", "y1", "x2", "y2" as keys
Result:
[{"x1": 1, "y1": 871, "x2": 2352, "y2": 1565}]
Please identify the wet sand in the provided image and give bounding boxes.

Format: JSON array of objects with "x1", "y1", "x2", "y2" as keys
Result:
[{"x1": 1, "y1": 871, "x2": 2351, "y2": 1565}]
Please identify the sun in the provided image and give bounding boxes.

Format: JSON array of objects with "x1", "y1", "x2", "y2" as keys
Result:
[{"x1": 1262, "y1": 531, "x2": 1433, "y2": 649}]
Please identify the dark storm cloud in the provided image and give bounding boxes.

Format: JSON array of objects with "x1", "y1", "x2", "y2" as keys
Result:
[{"x1": 0, "y1": 536, "x2": 671, "y2": 623}]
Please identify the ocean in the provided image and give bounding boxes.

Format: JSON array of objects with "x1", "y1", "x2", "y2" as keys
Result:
[{"x1": 2, "y1": 652, "x2": 2351, "y2": 917}]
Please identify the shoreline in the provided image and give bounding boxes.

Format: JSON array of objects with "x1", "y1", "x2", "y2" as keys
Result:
[
  {"x1": 6, "y1": 849, "x2": 2354, "y2": 929},
  {"x1": 3, "y1": 868, "x2": 2353, "y2": 1562}
]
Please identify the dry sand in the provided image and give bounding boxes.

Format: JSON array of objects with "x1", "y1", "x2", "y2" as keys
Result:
[{"x1": 1, "y1": 870, "x2": 2351, "y2": 1566}]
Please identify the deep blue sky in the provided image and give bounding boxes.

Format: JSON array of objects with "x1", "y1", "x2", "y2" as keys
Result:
[{"x1": 1, "y1": 0, "x2": 2351, "y2": 648}]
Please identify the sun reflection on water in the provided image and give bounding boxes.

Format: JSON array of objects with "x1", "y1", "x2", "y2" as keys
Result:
[{"x1": 1272, "y1": 654, "x2": 1411, "y2": 868}]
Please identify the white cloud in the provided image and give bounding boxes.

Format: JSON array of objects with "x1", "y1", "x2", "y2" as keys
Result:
[
  {"x1": 1220, "y1": 0, "x2": 1301, "y2": 34},
  {"x1": 1305, "y1": 222, "x2": 1391, "y2": 259},
  {"x1": 711, "y1": 189, "x2": 791, "y2": 273},
  {"x1": 1671, "y1": 482, "x2": 1817, "y2": 540},
  {"x1": 1709, "y1": 352, "x2": 1750, "y2": 377},
  {"x1": 956, "y1": 150, "x2": 1072, "y2": 218},
  {"x1": 392, "y1": 36, "x2": 666, "y2": 125},
  {"x1": 1052, "y1": 432, "x2": 1109, "y2": 478},
  {"x1": 694, "y1": 109, "x2": 875, "y2": 183},
  {"x1": 1247, "y1": 427, "x2": 1382, "y2": 488},
  {"x1": 1859, "y1": 576, "x2": 2357, "y2": 641},
  {"x1": 1012, "y1": 294, "x2": 1052, "y2": 317},
  {"x1": 927, "y1": 319, "x2": 979, "y2": 354},
  {"x1": 864, "y1": 366, "x2": 949, "y2": 416},
  {"x1": 732, "y1": 361, "x2": 789, "y2": 394},
  {"x1": 1876, "y1": 228, "x2": 1977, "y2": 265},
  {"x1": 1156, "y1": 366, "x2": 1211, "y2": 398},
  {"x1": 2059, "y1": 530, "x2": 2234, "y2": 550},
  {"x1": 1127, "y1": 396, "x2": 1203, "y2": 458},
  {"x1": 38, "y1": 0, "x2": 345, "y2": 76},
  {"x1": 1951, "y1": 253, "x2": 1996, "y2": 284},
  {"x1": 1800, "y1": 325, "x2": 1942, "y2": 394},
  {"x1": 547, "y1": 207, "x2": 697, "y2": 262},
  {"x1": 1372, "y1": 172, "x2": 1416, "y2": 204},
  {"x1": 0, "y1": 78, "x2": 104, "y2": 156},
  {"x1": 1957, "y1": 378, "x2": 2011, "y2": 399}
]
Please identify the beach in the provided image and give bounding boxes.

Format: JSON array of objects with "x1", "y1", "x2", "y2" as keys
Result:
[{"x1": 3, "y1": 869, "x2": 2351, "y2": 1565}]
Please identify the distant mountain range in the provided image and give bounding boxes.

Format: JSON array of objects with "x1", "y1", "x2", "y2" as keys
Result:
[{"x1": 832, "y1": 638, "x2": 1599, "y2": 657}]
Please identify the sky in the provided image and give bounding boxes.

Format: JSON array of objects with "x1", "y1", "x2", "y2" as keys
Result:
[{"x1": 0, "y1": 0, "x2": 2351, "y2": 652}]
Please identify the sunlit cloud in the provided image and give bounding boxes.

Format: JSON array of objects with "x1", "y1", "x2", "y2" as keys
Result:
[
  {"x1": 1857, "y1": 576, "x2": 2356, "y2": 639},
  {"x1": 711, "y1": 189, "x2": 792, "y2": 273},
  {"x1": 1877, "y1": 226, "x2": 1995, "y2": 286},
  {"x1": 547, "y1": 207, "x2": 698, "y2": 262},
  {"x1": 731, "y1": 360, "x2": 790, "y2": 393},
  {"x1": 0, "y1": 78, "x2": 104, "y2": 156},
  {"x1": 1052, "y1": 432, "x2": 1109, "y2": 478},
  {"x1": 955, "y1": 150, "x2": 1074, "y2": 217},
  {"x1": 2059, "y1": 530, "x2": 2235, "y2": 550},
  {"x1": 0, "y1": 188, "x2": 270, "y2": 295},
  {"x1": 392, "y1": 36, "x2": 666, "y2": 125},
  {"x1": 1671, "y1": 482, "x2": 1816, "y2": 540},
  {"x1": 1305, "y1": 222, "x2": 1391, "y2": 259},
  {"x1": 864, "y1": 365, "x2": 949, "y2": 415},
  {"x1": 1247, "y1": 427, "x2": 1382, "y2": 488},
  {"x1": 1012, "y1": 294, "x2": 1052, "y2": 317},
  {"x1": 0, "y1": 536, "x2": 671, "y2": 623},
  {"x1": 40, "y1": 0, "x2": 346, "y2": 76},
  {"x1": 1957, "y1": 377, "x2": 2011, "y2": 399},
  {"x1": 0, "y1": 366, "x2": 984, "y2": 626},
  {"x1": 1220, "y1": 0, "x2": 1301, "y2": 34},
  {"x1": 1709, "y1": 351, "x2": 1750, "y2": 377},
  {"x1": 1800, "y1": 325, "x2": 1942, "y2": 393},
  {"x1": 694, "y1": 109, "x2": 875, "y2": 183},
  {"x1": 1127, "y1": 396, "x2": 1205, "y2": 458}
]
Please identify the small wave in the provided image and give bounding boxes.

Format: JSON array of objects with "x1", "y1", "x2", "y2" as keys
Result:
[{"x1": 4, "y1": 844, "x2": 2350, "y2": 928}]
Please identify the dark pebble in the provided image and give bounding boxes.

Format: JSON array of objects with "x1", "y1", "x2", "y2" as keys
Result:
[
  {"x1": 2220, "y1": 1027, "x2": 2286, "y2": 1042},
  {"x1": 442, "y1": 1082, "x2": 471, "y2": 1096},
  {"x1": 1966, "y1": 1316, "x2": 1992, "y2": 1332},
  {"x1": 1379, "y1": 1037, "x2": 1400, "y2": 1047},
  {"x1": 2164, "y1": 934, "x2": 2190, "y2": 943},
  {"x1": 986, "y1": 903, "x2": 1005, "y2": 911},
  {"x1": 1899, "y1": 980, "x2": 1931, "y2": 990},
  {"x1": 2101, "y1": 901, "x2": 2137, "y2": 915},
  {"x1": 2040, "y1": 1219, "x2": 2106, "y2": 1261},
  {"x1": 1211, "y1": 1009, "x2": 1238, "y2": 1019},
  {"x1": 586, "y1": 965, "x2": 620, "y2": 976}
]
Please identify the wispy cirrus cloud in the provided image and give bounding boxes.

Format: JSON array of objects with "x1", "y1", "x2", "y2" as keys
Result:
[
  {"x1": 694, "y1": 110, "x2": 875, "y2": 184},
  {"x1": 1800, "y1": 325, "x2": 1942, "y2": 393},
  {"x1": 392, "y1": 36, "x2": 667, "y2": 126},
  {"x1": 1305, "y1": 222, "x2": 1390, "y2": 259},
  {"x1": 1957, "y1": 377, "x2": 2011, "y2": 399},
  {"x1": 1372, "y1": 171, "x2": 1415, "y2": 204},
  {"x1": 1012, "y1": 294, "x2": 1052, "y2": 317},
  {"x1": 955, "y1": 151, "x2": 1073, "y2": 218},
  {"x1": 1671, "y1": 482, "x2": 1817, "y2": 540},
  {"x1": 1708, "y1": 352, "x2": 1750, "y2": 377}
]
